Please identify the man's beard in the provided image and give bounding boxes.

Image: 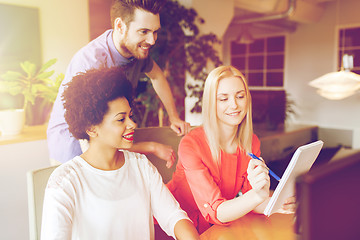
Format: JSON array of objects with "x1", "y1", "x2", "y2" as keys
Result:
[{"x1": 122, "y1": 37, "x2": 149, "y2": 60}]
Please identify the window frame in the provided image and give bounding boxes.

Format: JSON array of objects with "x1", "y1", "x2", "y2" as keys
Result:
[
  {"x1": 337, "y1": 24, "x2": 360, "y2": 75},
  {"x1": 230, "y1": 34, "x2": 286, "y2": 90}
]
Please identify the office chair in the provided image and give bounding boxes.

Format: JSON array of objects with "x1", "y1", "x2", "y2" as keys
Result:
[
  {"x1": 133, "y1": 127, "x2": 184, "y2": 184},
  {"x1": 27, "y1": 165, "x2": 58, "y2": 240}
]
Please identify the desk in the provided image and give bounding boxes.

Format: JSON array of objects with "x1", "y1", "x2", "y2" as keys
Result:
[
  {"x1": 0, "y1": 124, "x2": 47, "y2": 145},
  {"x1": 200, "y1": 213, "x2": 296, "y2": 240}
]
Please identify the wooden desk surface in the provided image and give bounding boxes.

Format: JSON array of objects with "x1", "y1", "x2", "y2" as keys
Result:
[
  {"x1": 200, "y1": 213, "x2": 296, "y2": 240},
  {"x1": 0, "y1": 124, "x2": 47, "y2": 145}
]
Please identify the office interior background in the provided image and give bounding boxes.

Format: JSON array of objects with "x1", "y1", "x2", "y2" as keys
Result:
[{"x1": 0, "y1": 0, "x2": 359, "y2": 239}]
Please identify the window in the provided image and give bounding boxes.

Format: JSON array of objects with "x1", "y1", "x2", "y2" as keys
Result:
[
  {"x1": 338, "y1": 26, "x2": 360, "y2": 74},
  {"x1": 231, "y1": 36, "x2": 285, "y2": 88},
  {"x1": 0, "y1": 4, "x2": 41, "y2": 72}
]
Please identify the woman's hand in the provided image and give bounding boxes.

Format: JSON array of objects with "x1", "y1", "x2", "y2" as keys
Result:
[
  {"x1": 277, "y1": 196, "x2": 296, "y2": 214},
  {"x1": 247, "y1": 159, "x2": 270, "y2": 201},
  {"x1": 153, "y1": 142, "x2": 176, "y2": 168}
]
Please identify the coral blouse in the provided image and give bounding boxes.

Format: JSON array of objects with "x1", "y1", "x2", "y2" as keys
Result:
[{"x1": 167, "y1": 127, "x2": 261, "y2": 233}]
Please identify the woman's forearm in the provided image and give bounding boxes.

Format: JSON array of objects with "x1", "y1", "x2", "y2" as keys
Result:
[
  {"x1": 174, "y1": 219, "x2": 200, "y2": 240},
  {"x1": 253, "y1": 196, "x2": 271, "y2": 213},
  {"x1": 216, "y1": 189, "x2": 267, "y2": 223}
]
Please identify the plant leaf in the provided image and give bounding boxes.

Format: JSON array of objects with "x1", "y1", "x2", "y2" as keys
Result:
[
  {"x1": 1, "y1": 71, "x2": 22, "y2": 82},
  {"x1": 37, "y1": 73, "x2": 64, "y2": 103},
  {"x1": 0, "y1": 82, "x2": 22, "y2": 95},
  {"x1": 1, "y1": 58, "x2": 63, "y2": 114},
  {"x1": 20, "y1": 61, "x2": 36, "y2": 77},
  {"x1": 37, "y1": 70, "x2": 55, "y2": 80},
  {"x1": 23, "y1": 91, "x2": 36, "y2": 106},
  {"x1": 39, "y1": 58, "x2": 57, "y2": 73}
]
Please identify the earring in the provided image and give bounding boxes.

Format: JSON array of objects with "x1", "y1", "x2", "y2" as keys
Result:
[{"x1": 86, "y1": 128, "x2": 98, "y2": 138}]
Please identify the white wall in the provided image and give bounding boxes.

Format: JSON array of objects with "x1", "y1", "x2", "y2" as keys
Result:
[
  {"x1": 0, "y1": 0, "x2": 90, "y2": 238},
  {"x1": 0, "y1": 0, "x2": 90, "y2": 74},
  {"x1": 0, "y1": 140, "x2": 50, "y2": 240},
  {"x1": 286, "y1": 0, "x2": 360, "y2": 147}
]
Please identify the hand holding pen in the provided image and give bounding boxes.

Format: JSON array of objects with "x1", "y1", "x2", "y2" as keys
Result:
[
  {"x1": 247, "y1": 155, "x2": 271, "y2": 200},
  {"x1": 248, "y1": 153, "x2": 281, "y2": 181}
]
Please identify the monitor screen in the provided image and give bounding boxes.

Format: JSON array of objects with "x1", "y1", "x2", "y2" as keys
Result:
[{"x1": 295, "y1": 151, "x2": 360, "y2": 240}]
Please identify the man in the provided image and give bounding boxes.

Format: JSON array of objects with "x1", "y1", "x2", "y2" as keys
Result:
[{"x1": 47, "y1": 0, "x2": 190, "y2": 165}]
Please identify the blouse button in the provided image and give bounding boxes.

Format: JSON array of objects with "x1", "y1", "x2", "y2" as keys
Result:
[{"x1": 204, "y1": 203, "x2": 208, "y2": 208}]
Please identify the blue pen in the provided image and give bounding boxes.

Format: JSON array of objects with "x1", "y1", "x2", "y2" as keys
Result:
[{"x1": 247, "y1": 153, "x2": 281, "y2": 181}]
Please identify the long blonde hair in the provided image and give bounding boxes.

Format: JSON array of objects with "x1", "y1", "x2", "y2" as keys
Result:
[{"x1": 202, "y1": 66, "x2": 254, "y2": 165}]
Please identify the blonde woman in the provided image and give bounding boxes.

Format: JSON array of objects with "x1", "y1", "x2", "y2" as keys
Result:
[{"x1": 168, "y1": 66, "x2": 293, "y2": 233}]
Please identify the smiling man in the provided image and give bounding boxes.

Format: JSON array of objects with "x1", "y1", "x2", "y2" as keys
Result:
[
  {"x1": 113, "y1": 8, "x2": 160, "y2": 60},
  {"x1": 47, "y1": 0, "x2": 191, "y2": 165}
]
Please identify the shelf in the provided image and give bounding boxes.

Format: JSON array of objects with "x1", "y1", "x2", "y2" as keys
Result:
[{"x1": 0, "y1": 124, "x2": 47, "y2": 145}]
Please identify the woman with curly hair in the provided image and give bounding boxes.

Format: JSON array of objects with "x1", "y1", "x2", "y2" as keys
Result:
[{"x1": 41, "y1": 67, "x2": 199, "y2": 240}]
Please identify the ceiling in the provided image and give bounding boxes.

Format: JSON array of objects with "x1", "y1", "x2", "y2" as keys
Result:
[{"x1": 231, "y1": 0, "x2": 337, "y2": 35}]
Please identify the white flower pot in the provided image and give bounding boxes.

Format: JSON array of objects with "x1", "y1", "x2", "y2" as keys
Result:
[{"x1": 0, "y1": 109, "x2": 25, "y2": 136}]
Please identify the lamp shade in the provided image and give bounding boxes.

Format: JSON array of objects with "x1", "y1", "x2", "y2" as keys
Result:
[
  {"x1": 237, "y1": 30, "x2": 254, "y2": 44},
  {"x1": 309, "y1": 71, "x2": 360, "y2": 100},
  {"x1": 316, "y1": 89, "x2": 357, "y2": 100}
]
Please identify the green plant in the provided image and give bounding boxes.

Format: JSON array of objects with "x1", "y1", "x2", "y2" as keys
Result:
[
  {"x1": 136, "y1": 0, "x2": 222, "y2": 126},
  {"x1": 285, "y1": 92, "x2": 297, "y2": 123},
  {"x1": 134, "y1": 80, "x2": 160, "y2": 127},
  {"x1": 0, "y1": 59, "x2": 64, "y2": 125}
]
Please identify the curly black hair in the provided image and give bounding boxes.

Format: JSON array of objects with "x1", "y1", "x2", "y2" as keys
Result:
[{"x1": 62, "y1": 67, "x2": 133, "y2": 140}]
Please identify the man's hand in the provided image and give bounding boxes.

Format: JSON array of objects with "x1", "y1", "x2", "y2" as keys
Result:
[
  {"x1": 153, "y1": 142, "x2": 176, "y2": 168},
  {"x1": 146, "y1": 62, "x2": 191, "y2": 137},
  {"x1": 170, "y1": 117, "x2": 191, "y2": 136},
  {"x1": 128, "y1": 142, "x2": 175, "y2": 168}
]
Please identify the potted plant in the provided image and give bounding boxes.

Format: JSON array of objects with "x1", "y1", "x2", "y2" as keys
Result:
[
  {"x1": 135, "y1": 0, "x2": 222, "y2": 127},
  {"x1": 0, "y1": 59, "x2": 63, "y2": 135}
]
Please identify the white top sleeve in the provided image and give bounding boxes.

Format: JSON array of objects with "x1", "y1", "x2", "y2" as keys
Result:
[{"x1": 138, "y1": 152, "x2": 189, "y2": 237}]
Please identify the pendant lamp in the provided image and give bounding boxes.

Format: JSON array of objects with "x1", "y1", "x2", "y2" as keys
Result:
[
  {"x1": 308, "y1": 0, "x2": 360, "y2": 100},
  {"x1": 309, "y1": 69, "x2": 360, "y2": 100}
]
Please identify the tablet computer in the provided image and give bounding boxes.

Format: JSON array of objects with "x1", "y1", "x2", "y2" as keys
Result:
[{"x1": 264, "y1": 140, "x2": 324, "y2": 216}]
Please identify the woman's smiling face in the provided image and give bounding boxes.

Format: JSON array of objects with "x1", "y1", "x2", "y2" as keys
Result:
[
  {"x1": 94, "y1": 97, "x2": 136, "y2": 149},
  {"x1": 216, "y1": 76, "x2": 248, "y2": 129}
]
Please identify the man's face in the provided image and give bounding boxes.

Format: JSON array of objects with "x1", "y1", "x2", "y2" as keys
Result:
[{"x1": 120, "y1": 9, "x2": 161, "y2": 59}]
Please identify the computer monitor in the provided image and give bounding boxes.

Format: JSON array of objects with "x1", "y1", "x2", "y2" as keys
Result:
[{"x1": 295, "y1": 151, "x2": 360, "y2": 240}]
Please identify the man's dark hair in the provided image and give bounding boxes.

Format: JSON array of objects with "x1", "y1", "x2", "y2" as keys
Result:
[
  {"x1": 62, "y1": 67, "x2": 133, "y2": 140},
  {"x1": 110, "y1": 0, "x2": 166, "y2": 28}
]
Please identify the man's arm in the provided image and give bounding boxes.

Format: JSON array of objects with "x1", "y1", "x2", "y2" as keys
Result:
[
  {"x1": 145, "y1": 61, "x2": 190, "y2": 136},
  {"x1": 128, "y1": 141, "x2": 176, "y2": 168}
]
